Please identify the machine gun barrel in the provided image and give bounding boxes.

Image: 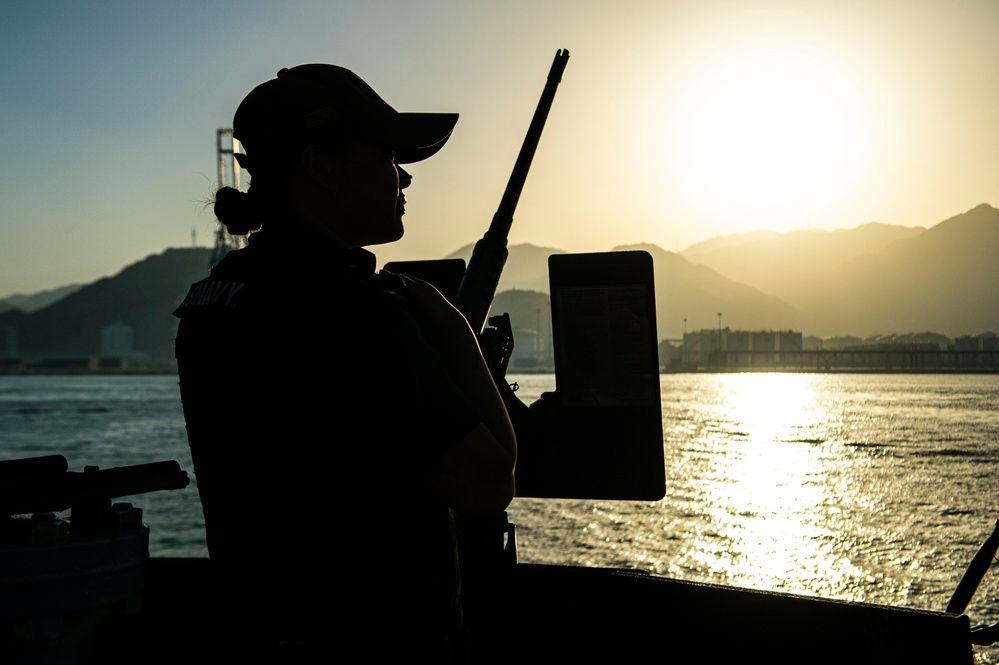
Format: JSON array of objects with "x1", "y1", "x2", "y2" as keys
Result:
[
  {"x1": 0, "y1": 458, "x2": 190, "y2": 516},
  {"x1": 457, "y1": 48, "x2": 570, "y2": 332},
  {"x1": 0, "y1": 454, "x2": 68, "y2": 482}
]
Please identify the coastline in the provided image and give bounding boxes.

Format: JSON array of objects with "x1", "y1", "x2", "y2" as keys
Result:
[{"x1": 3, "y1": 366, "x2": 999, "y2": 376}]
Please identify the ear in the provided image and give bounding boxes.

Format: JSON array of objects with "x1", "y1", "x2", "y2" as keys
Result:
[{"x1": 300, "y1": 144, "x2": 342, "y2": 190}]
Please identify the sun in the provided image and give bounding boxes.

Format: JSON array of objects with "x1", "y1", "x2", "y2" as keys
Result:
[{"x1": 662, "y1": 43, "x2": 875, "y2": 228}]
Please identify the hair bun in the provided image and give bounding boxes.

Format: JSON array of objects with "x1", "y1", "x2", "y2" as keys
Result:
[{"x1": 213, "y1": 186, "x2": 261, "y2": 235}]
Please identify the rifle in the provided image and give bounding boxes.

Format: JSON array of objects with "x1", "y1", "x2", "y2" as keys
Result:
[
  {"x1": 449, "y1": 50, "x2": 569, "y2": 649},
  {"x1": 456, "y1": 49, "x2": 570, "y2": 334}
]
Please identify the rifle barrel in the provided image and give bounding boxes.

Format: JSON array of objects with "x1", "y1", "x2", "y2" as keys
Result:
[
  {"x1": 457, "y1": 49, "x2": 570, "y2": 332},
  {"x1": 494, "y1": 48, "x2": 570, "y2": 237}
]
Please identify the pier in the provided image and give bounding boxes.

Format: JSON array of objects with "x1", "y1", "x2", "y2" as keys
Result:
[
  {"x1": 706, "y1": 348, "x2": 999, "y2": 372},
  {"x1": 667, "y1": 328, "x2": 999, "y2": 372}
]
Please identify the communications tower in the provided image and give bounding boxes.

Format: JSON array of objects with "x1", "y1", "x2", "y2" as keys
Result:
[{"x1": 210, "y1": 128, "x2": 244, "y2": 267}]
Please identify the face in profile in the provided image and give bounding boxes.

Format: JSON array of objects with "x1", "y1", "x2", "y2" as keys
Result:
[{"x1": 318, "y1": 140, "x2": 413, "y2": 248}]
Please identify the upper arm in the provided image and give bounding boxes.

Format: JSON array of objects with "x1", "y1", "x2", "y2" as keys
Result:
[
  {"x1": 437, "y1": 422, "x2": 516, "y2": 516},
  {"x1": 279, "y1": 284, "x2": 514, "y2": 513}
]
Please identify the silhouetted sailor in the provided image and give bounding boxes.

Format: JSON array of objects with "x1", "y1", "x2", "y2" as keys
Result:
[{"x1": 174, "y1": 64, "x2": 516, "y2": 663}]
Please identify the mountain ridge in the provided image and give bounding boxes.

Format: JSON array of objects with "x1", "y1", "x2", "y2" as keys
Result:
[{"x1": 2, "y1": 204, "x2": 996, "y2": 359}]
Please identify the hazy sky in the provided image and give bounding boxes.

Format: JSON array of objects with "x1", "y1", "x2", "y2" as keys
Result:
[{"x1": 3, "y1": 0, "x2": 999, "y2": 298}]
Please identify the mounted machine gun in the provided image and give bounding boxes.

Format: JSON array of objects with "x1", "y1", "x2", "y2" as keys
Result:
[{"x1": 0, "y1": 454, "x2": 190, "y2": 661}]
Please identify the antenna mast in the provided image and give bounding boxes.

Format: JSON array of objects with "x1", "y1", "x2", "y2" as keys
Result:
[{"x1": 210, "y1": 128, "x2": 244, "y2": 267}]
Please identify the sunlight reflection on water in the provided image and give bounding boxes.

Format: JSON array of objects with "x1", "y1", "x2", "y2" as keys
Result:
[
  {"x1": 507, "y1": 371, "x2": 999, "y2": 660},
  {"x1": 684, "y1": 374, "x2": 871, "y2": 597}
]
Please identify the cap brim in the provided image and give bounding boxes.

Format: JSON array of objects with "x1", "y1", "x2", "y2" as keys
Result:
[{"x1": 384, "y1": 112, "x2": 459, "y2": 164}]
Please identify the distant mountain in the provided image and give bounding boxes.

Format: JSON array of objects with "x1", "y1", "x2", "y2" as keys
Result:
[
  {"x1": 681, "y1": 230, "x2": 781, "y2": 263},
  {"x1": 0, "y1": 248, "x2": 212, "y2": 360},
  {"x1": 491, "y1": 289, "x2": 555, "y2": 369},
  {"x1": 0, "y1": 284, "x2": 85, "y2": 314},
  {"x1": 447, "y1": 243, "x2": 563, "y2": 294},
  {"x1": 5, "y1": 204, "x2": 996, "y2": 362},
  {"x1": 479, "y1": 243, "x2": 804, "y2": 339},
  {"x1": 478, "y1": 245, "x2": 805, "y2": 366},
  {"x1": 483, "y1": 206, "x2": 999, "y2": 340},
  {"x1": 823, "y1": 204, "x2": 999, "y2": 336},
  {"x1": 492, "y1": 289, "x2": 552, "y2": 332},
  {"x1": 679, "y1": 205, "x2": 999, "y2": 337},
  {"x1": 611, "y1": 243, "x2": 803, "y2": 338},
  {"x1": 681, "y1": 222, "x2": 925, "y2": 310}
]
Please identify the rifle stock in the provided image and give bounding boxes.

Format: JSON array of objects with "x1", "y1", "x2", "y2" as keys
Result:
[{"x1": 456, "y1": 49, "x2": 570, "y2": 333}]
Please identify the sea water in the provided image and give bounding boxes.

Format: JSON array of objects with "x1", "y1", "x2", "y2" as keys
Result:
[{"x1": 2, "y1": 373, "x2": 998, "y2": 660}]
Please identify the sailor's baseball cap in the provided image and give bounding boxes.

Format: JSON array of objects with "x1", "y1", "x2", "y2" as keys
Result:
[{"x1": 232, "y1": 64, "x2": 458, "y2": 168}]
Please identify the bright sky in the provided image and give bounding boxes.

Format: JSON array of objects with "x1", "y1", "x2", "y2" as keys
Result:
[{"x1": 2, "y1": 0, "x2": 999, "y2": 297}]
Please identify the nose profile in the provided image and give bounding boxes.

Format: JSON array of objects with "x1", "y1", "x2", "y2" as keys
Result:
[{"x1": 398, "y1": 165, "x2": 412, "y2": 189}]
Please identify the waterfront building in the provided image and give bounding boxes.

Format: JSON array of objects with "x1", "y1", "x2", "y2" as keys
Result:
[
  {"x1": 682, "y1": 328, "x2": 725, "y2": 366},
  {"x1": 681, "y1": 328, "x2": 803, "y2": 368},
  {"x1": 99, "y1": 323, "x2": 135, "y2": 359},
  {"x1": 0, "y1": 325, "x2": 17, "y2": 358}
]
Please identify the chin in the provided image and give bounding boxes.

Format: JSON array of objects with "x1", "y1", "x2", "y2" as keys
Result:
[
  {"x1": 387, "y1": 219, "x2": 405, "y2": 242},
  {"x1": 364, "y1": 225, "x2": 404, "y2": 247}
]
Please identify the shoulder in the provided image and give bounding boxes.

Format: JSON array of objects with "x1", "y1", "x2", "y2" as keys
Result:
[{"x1": 173, "y1": 244, "x2": 271, "y2": 319}]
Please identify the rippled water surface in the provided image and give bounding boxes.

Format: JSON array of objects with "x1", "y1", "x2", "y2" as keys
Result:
[
  {"x1": 3, "y1": 373, "x2": 999, "y2": 660},
  {"x1": 506, "y1": 372, "x2": 999, "y2": 662}
]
